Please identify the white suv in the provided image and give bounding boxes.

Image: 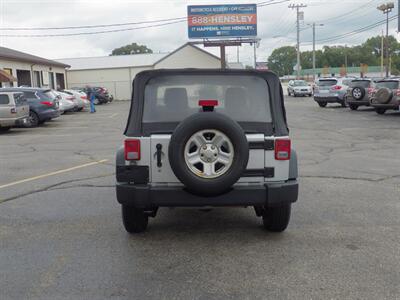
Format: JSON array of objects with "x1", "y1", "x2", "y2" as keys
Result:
[{"x1": 116, "y1": 69, "x2": 299, "y2": 233}]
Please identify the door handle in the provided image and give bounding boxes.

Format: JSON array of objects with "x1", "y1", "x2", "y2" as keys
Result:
[{"x1": 156, "y1": 144, "x2": 162, "y2": 168}]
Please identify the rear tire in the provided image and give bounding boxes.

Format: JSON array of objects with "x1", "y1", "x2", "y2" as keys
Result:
[
  {"x1": 349, "y1": 104, "x2": 358, "y2": 110},
  {"x1": 262, "y1": 204, "x2": 291, "y2": 232},
  {"x1": 122, "y1": 205, "x2": 148, "y2": 233},
  {"x1": 318, "y1": 102, "x2": 327, "y2": 108},
  {"x1": 0, "y1": 127, "x2": 11, "y2": 132},
  {"x1": 375, "y1": 108, "x2": 386, "y2": 115},
  {"x1": 28, "y1": 111, "x2": 39, "y2": 127}
]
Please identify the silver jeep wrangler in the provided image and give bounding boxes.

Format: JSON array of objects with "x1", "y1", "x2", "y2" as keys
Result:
[{"x1": 116, "y1": 69, "x2": 298, "y2": 233}]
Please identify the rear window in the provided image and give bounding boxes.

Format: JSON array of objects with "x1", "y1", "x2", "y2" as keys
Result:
[
  {"x1": 350, "y1": 80, "x2": 371, "y2": 88},
  {"x1": 13, "y1": 93, "x2": 26, "y2": 105},
  {"x1": 0, "y1": 94, "x2": 10, "y2": 105},
  {"x1": 376, "y1": 81, "x2": 399, "y2": 89},
  {"x1": 318, "y1": 79, "x2": 337, "y2": 86},
  {"x1": 23, "y1": 91, "x2": 37, "y2": 99},
  {"x1": 341, "y1": 79, "x2": 353, "y2": 86},
  {"x1": 40, "y1": 91, "x2": 57, "y2": 100},
  {"x1": 143, "y1": 75, "x2": 272, "y2": 123}
]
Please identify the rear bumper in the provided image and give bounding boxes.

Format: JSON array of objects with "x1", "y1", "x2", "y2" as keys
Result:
[
  {"x1": 0, "y1": 116, "x2": 29, "y2": 127},
  {"x1": 314, "y1": 96, "x2": 344, "y2": 103},
  {"x1": 116, "y1": 180, "x2": 298, "y2": 208},
  {"x1": 38, "y1": 109, "x2": 60, "y2": 121},
  {"x1": 370, "y1": 99, "x2": 400, "y2": 109},
  {"x1": 346, "y1": 98, "x2": 370, "y2": 106}
]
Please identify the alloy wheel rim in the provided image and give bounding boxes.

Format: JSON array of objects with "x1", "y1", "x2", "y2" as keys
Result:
[{"x1": 184, "y1": 129, "x2": 234, "y2": 179}]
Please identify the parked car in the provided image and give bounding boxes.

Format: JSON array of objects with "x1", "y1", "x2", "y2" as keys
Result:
[
  {"x1": 75, "y1": 86, "x2": 113, "y2": 104},
  {"x1": 0, "y1": 91, "x2": 29, "y2": 132},
  {"x1": 370, "y1": 79, "x2": 400, "y2": 115},
  {"x1": 116, "y1": 69, "x2": 299, "y2": 233},
  {"x1": 287, "y1": 80, "x2": 312, "y2": 97},
  {"x1": 53, "y1": 91, "x2": 78, "y2": 113},
  {"x1": 62, "y1": 89, "x2": 89, "y2": 111},
  {"x1": 345, "y1": 78, "x2": 376, "y2": 110},
  {"x1": 314, "y1": 77, "x2": 353, "y2": 107},
  {"x1": 0, "y1": 88, "x2": 60, "y2": 127}
]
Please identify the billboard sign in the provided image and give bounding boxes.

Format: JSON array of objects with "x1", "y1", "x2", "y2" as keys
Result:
[{"x1": 187, "y1": 4, "x2": 257, "y2": 39}]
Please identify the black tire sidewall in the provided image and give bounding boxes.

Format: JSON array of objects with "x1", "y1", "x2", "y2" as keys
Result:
[
  {"x1": 29, "y1": 111, "x2": 39, "y2": 127},
  {"x1": 169, "y1": 112, "x2": 249, "y2": 196}
]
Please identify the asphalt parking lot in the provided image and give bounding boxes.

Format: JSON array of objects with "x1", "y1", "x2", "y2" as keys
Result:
[{"x1": 1, "y1": 98, "x2": 399, "y2": 299}]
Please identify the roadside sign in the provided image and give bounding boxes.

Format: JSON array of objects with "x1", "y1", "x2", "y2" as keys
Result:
[{"x1": 187, "y1": 4, "x2": 257, "y2": 39}]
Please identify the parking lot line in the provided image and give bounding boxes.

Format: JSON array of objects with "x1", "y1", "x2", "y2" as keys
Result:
[
  {"x1": 0, "y1": 159, "x2": 108, "y2": 190},
  {"x1": 109, "y1": 113, "x2": 119, "y2": 118}
]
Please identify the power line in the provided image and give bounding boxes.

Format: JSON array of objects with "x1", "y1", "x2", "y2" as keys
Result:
[
  {"x1": 0, "y1": 0, "x2": 290, "y2": 32},
  {"x1": 0, "y1": 19, "x2": 186, "y2": 37},
  {"x1": 0, "y1": 16, "x2": 187, "y2": 31},
  {"x1": 313, "y1": 15, "x2": 397, "y2": 43}
]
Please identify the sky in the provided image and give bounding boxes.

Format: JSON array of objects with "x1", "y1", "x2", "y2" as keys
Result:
[{"x1": 0, "y1": 0, "x2": 399, "y2": 66}]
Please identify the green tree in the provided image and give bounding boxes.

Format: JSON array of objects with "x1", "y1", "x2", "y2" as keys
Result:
[
  {"x1": 110, "y1": 43, "x2": 153, "y2": 56},
  {"x1": 266, "y1": 35, "x2": 400, "y2": 75},
  {"x1": 267, "y1": 46, "x2": 297, "y2": 76}
]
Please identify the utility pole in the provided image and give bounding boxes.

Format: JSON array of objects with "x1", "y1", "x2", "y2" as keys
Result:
[
  {"x1": 381, "y1": 30, "x2": 384, "y2": 77},
  {"x1": 289, "y1": 3, "x2": 307, "y2": 79},
  {"x1": 307, "y1": 23, "x2": 324, "y2": 81},
  {"x1": 377, "y1": 2, "x2": 394, "y2": 77}
]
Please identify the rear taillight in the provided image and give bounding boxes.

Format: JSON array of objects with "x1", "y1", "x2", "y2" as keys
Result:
[
  {"x1": 80, "y1": 96, "x2": 87, "y2": 100},
  {"x1": 368, "y1": 88, "x2": 374, "y2": 94},
  {"x1": 275, "y1": 139, "x2": 291, "y2": 161},
  {"x1": 396, "y1": 89, "x2": 400, "y2": 96},
  {"x1": 332, "y1": 85, "x2": 342, "y2": 90},
  {"x1": 10, "y1": 107, "x2": 17, "y2": 114},
  {"x1": 124, "y1": 139, "x2": 141, "y2": 160},
  {"x1": 40, "y1": 101, "x2": 53, "y2": 107}
]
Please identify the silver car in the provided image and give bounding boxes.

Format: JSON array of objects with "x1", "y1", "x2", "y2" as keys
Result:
[
  {"x1": 62, "y1": 89, "x2": 89, "y2": 111},
  {"x1": 52, "y1": 91, "x2": 77, "y2": 114},
  {"x1": 314, "y1": 77, "x2": 353, "y2": 107},
  {"x1": 0, "y1": 91, "x2": 29, "y2": 132},
  {"x1": 287, "y1": 80, "x2": 313, "y2": 97}
]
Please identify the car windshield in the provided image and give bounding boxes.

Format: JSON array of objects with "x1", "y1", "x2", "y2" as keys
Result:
[
  {"x1": 143, "y1": 75, "x2": 272, "y2": 123},
  {"x1": 350, "y1": 80, "x2": 371, "y2": 88},
  {"x1": 318, "y1": 79, "x2": 337, "y2": 86},
  {"x1": 293, "y1": 81, "x2": 308, "y2": 86},
  {"x1": 376, "y1": 81, "x2": 399, "y2": 89}
]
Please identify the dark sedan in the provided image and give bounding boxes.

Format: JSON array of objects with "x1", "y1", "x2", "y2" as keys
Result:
[{"x1": 0, "y1": 87, "x2": 60, "y2": 127}]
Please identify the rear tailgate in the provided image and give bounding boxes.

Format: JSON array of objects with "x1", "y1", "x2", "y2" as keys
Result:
[
  {"x1": 143, "y1": 134, "x2": 288, "y2": 184},
  {"x1": 316, "y1": 79, "x2": 337, "y2": 94},
  {"x1": 13, "y1": 93, "x2": 29, "y2": 118}
]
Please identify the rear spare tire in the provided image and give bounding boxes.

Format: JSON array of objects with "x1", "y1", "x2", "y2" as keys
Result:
[
  {"x1": 375, "y1": 88, "x2": 393, "y2": 104},
  {"x1": 352, "y1": 87, "x2": 365, "y2": 100},
  {"x1": 169, "y1": 112, "x2": 249, "y2": 196}
]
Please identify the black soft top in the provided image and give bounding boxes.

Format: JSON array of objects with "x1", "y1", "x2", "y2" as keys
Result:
[{"x1": 125, "y1": 69, "x2": 289, "y2": 137}]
